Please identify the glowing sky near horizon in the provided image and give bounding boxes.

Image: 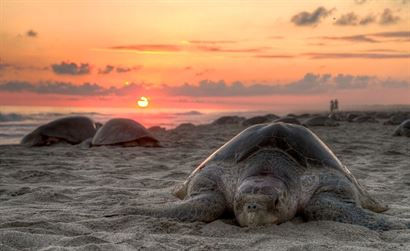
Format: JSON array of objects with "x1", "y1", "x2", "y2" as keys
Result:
[{"x1": 0, "y1": 0, "x2": 409, "y2": 111}]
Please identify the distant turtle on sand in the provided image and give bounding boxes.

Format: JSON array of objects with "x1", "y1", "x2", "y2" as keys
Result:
[
  {"x1": 212, "y1": 116, "x2": 245, "y2": 125},
  {"x1": 242, "y1": 114, "x2": 280, "y2": 127},
  {"x1": 393, "y1": 119, "x2": 410, "y2": 137},
  {"x1": 91, "y1": 118, "x2": 160, "y2": 147},
  {"x1": 273, "y1": 117, "x2": 301, "y2": 125},
  {"x1": 347, "y1": 113, "x2": 360, "y2": 122},
  {"x1": 303, "y1": 116, "x2": 339, "y2": 127},
  {"x1": 352, "y1": 115, "x2": 378, "y2": 123},
  {"x1": 384, "y1": 113, "x2": 410, "y2": 125},
  {"x1": 106, "y1": 122, "x2": 408, "y2": 231},
  {"x1": 242, "y1": 116, "x2": 270, "y2": 127},
  {"x1": 21, "y1": 116, "x2": 98, "y2": 146}
]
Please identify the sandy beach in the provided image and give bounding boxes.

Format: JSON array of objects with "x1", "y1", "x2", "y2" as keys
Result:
[{"x1": 0, "y1": 120, "x2": 409, "y2": 250}]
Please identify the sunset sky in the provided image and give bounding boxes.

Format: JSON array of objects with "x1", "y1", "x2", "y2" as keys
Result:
[{"x1": 0, "y1": 0, "x2": 409, "y2": 112}]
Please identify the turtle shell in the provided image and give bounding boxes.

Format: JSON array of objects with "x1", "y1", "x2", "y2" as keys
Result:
[
  {"x1": 91, "y1": 118, "x2": 159, "y2": 146},
  {"x1": 21, "y1": 116, "x2": 97, "y2": 146},
  {"x1": 191, "y1": 122, "x2": 348, "y2": 178}
]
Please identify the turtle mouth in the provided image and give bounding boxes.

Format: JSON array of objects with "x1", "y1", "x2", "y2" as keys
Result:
[{"x1": 246, "y1": 212, "x2": 278, "y2": 227}]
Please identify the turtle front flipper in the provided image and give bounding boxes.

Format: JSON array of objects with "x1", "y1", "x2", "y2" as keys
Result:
[
  {"x1": 104, "y1": 192, "x2": 226, "y2": 223},
  {"x1": 303, "y1": 192, "x2": 408, "y2": 231}
]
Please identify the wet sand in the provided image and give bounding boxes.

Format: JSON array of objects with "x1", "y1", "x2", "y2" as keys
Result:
[{"x1": 0, "y1": 121, "x2": 409, "y2": 250}]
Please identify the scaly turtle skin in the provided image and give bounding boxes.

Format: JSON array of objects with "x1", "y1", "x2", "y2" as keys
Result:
[
  {"x1": 21, "y1": 116, "x2": 98, "y2": 146},
  {"x1": 393, "y1": 119, "x2": 410, "y2": 137},
  {"x1": 107, "y1": 122, "x2": 408, "y2": 231},
  {"x1": 91, "y1": 118, "x2": 160, "y2": 147}
]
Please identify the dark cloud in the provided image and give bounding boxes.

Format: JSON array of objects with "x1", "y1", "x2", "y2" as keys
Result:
[
  {"x1": 334, "y1": 9, "x2": 401, "y2": 26},
  {"x1": 0, "y1": 81, "x2": 33, "y2": 92},
  {"x1": 364, "y1": 49, "x2": 403, "y2": 52},
  {"x1": 321, "y1": 35, "x2": 379, "y2": 43},
  {"x1": 0, "y1": 63, "x2": 12, "y2": 71},
  {"x1": 26, "y1": 30, "x2": 37, "y2": 37},
  {"x1": 305, "y1": 52, "x2": 410, "y2": 59},
  {"x1": 319, "y1": 31, "x2": 410, "y2": 43},
  {"x1": 0, "y1": 81, "x2": 106, "y2": 95},
  {"x1": 381, "y1": 79, "x2": 410, "y2": 88},
  {"x1": 355, "y1": 0, "x2": 409, "y2": 4},
  {"x1": 333, "y1": 74, "x2": 372, "y2": 89},
  {"x1": 195, "y1": 45, "x2": 266, "y2": 53},
  {"x1": 359, "y1": 15, "x2": 376, "y2": 25},
  {"x1": 51, "y1": 62, "x2": 90, "y2": 75},
  {"x1": 291, "y1": 7, "x2": 334, "y2": 26},
  {"x1": 334, "y1": 13, "x2": 359, "y2": 26},
  {"x1": 165, "y1": 74, "x2": 408, "y2": 96},
  {"x1": 334, "y1": 13, "x2": 376, "y2": 26},
  {"x1": 0, "y1": 62, "x2": 48, "y2": 72},
  {"x1": 108, "y1": 43, "x2": 267, "y2": 54},
  {"x1": 1, "y1": 74, "x2": 408, "y2": 97},
  {"x1": 98, "y1": 65, "x2": 114, "y2": 74},
  {"x1": 116, "y1": 67, "x2": 132, "y2": 73},
  {"x1": 98, "y1": 65, "x2": 141, "y2": 74},
  {"x1": 379, "y1": 8, "x2": 401, "y2": 25},
  {"x1": 0, "y1": 80, "x2": 153, "y2": 96},
  {"x1": 371, "y1": 31, "x2": 410, "y2": 38}
]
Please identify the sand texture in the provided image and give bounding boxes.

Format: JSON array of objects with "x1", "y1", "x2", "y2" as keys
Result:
[{"x1": 0, "y1": 122, "x2": 409, "y2": 250}]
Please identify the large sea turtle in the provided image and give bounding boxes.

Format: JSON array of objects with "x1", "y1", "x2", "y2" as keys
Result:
[
  {"x1": 21, "y1": 116, "x2": 98, "y2": 146},
  {"x1": 91, "y1": 118, "x2": 160, "y2": 147},
  {"x1": 106, "y1": 122, "x2": 408, "y2": 230},
  {"x1": 393, "y1": 119, "x2": 410, "y2": 137}
]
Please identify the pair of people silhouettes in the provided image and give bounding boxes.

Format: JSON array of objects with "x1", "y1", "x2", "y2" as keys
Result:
[{"x1": 330, "y1": 99, "x2": 339, "y2": 113}]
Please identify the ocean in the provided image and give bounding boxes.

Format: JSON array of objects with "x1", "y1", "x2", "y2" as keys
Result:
[{"x1": 0, "y1": 106, "x2": 279, "y2": 145}]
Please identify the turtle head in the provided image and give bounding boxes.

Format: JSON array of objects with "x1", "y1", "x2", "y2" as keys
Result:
[{"x1": 234, "y1": 176, "x2": 296, "y2": 227}]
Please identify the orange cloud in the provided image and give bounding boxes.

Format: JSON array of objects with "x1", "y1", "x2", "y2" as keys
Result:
[{"x1": 109, "y1": 44, "x2": 182, "y2": 52}]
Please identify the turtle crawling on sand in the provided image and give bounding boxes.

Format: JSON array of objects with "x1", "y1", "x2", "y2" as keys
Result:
[
  {"x1": 393, "y1": 119, "x2": 410, "y2": 137},
  {"x1": 303, "y1": 116, "x2": 339, "y2": 127},
  {"x1": 21, "y1": 116, "x2": 99, "y2": 146},
  {"x1": 106, "y1": 122, "x2": 408, "y2": 231},
  {"x1": 92, "y1": 118, "x2": 160, "y2": 147}
]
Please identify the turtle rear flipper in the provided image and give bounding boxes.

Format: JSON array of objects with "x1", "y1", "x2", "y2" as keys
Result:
[{"x1": 303, "y1": 192, "x2": 407, "y2": 231}]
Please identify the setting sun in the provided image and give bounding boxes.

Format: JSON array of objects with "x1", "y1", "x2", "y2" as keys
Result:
[{"x1": 137, "y1": 96, "x2": 149, "y2": 108}]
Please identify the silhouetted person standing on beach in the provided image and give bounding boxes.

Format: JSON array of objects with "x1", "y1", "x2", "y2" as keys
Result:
[
  {"x1": 330, "y1": 100, "x2": 335, "y2": 113},
  {"x1": 334, "y1": 99, "x2": 339, "y2": 112}
]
